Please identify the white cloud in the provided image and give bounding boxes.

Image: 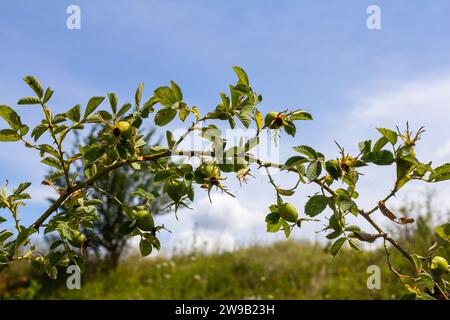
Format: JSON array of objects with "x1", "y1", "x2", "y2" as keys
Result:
[
  {"x1": 353, "y1": 74, "x2": 450, "y2": 122},
  {"x1": 438, "y1": 140, "x2": 450, "y2": 158}
]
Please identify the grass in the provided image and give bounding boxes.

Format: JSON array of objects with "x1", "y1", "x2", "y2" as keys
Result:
[{"x1": 30, "y1": 240, "x2": 411, "y2": 300}]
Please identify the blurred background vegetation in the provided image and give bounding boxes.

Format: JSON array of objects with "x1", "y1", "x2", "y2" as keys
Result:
[{"x1": 0, "y1": 191, "x2": 448, "y2": 300}]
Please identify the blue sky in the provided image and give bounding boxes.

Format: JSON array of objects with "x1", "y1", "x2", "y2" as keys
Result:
[{"x1": 1, "y1": 1, "x2": 450, "y2": 252}]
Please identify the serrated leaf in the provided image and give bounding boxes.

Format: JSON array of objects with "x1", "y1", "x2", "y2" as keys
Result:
[
  {"x1": 237, "y1": 113, "x2": 251, "y2": 128},
  {"x1": 117, "y1": 103, "x2": 132, "y2": 118},
  {"x1": 232, "y1": 66, "x2": 249, "y2": 87},
  {"x1": 17, "y1": 96, "x2": 41, "y2": 105},
  {"x1": 289, "y1": 110, "x2": 313, "y2": 121},
  {"x1": 278, "y1": 189, "x2": 295, "y2": 196},
  {"x1": 284, "y1": 156, "x2": 308, "y2": 168},
  {"x1": 154, "y1": 170, "x2": 177, "y2": 183},
  {"x1": 171, "y1": 81, "x2": 183, "y2": 102},
  {"x1": 82, "y1": 144, "x2": 106, "y2": 163},
  {"x1": 135, "y1": 83, "x2": 144, "y2": 107},
  {"x1": 0, "y1": 105, "x2": 22, "y2": 130},
  {"x1": 154, "y1": 86, "x2": 177, "y2": 107},
  {"x1": 66, "y1": 104, "x2": 81, "y2": 122},
  {"x1": 43, "y1": 87, "x2": 54, "y2": 103},
  {"x1": 435, "y1": 223, "x2": 450, "y2": 242},
  {"x1": 191, "y1": 106, "x2": 200, "y2": 120},
  {"x1": 0, "y1": 129, "x2": 20, "y2": 142},
  {"x1": 284, "y1": 121, "x2": 296, "y2": 137},
  {"x1": 23, "y1": 76, "x2": 44, "y2": 98},
  {"x1": 107, "y1": 93, "x2": 118, "y2": 114},
  {"x1": 166, "y1": 131, "x2": 176, "y2": 149},
  {"x1": 348, "y1": 238, "x2": 361, "y2": 251},
  {"x1": 13, "y1": 182, "x2": 31, "y2": 195},
  {"x1": 330, "y1": 237, "x2": 346, "y2": 257},
  {"x1": 429, "y1": 163, "x2": 450, "y2": 182},
  {"x1": 372, "y1": 137, "x2": 388, "y2": 153},
  {"x1": 31, "y1": 124, "x2": 47, "y2": 141},
  {"x1": 373, "y1": 150, "x2": 395, "y2": 166},
  {"x1": 255, "y1": 110, "x2": 263, "y2": 132},
  {"x1": 377, "y1": 128, "x2": 398, "y2": 145},
  {"x1": 139, "y1": 238, "x2": 153, "y2": 256},
  {"x1": 306, "y1": 161, "x2": 321, "y2": 180},
  {"x1": 305, "y1": 195, "x2": 328, "y2": 217},
  {"x1": 178, "y1": 108, "x2": 190, "y2": 122},
  {"x1": 155, "y1": 108, "x2": 177, "y2": 126},
  {"x1": 84, "y1": 96, "x2": 105, "y2": 118},
  {"x1": 293, "y1": 145, "x2": 317, "y2": 159},
  {"x1": 41, "y1": 157, "x2": 61, "y2": 169}
]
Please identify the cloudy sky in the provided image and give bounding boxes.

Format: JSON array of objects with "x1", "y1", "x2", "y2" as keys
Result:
[{"x1": 1, "y1": 1, "x2": 449, "y2": 254}]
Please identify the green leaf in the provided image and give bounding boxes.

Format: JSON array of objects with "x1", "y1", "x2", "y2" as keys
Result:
[
  {"x1": 293, "y1": 145, "x2": 317, "y2": 159},
  {"x1": 372, "y1": 150, "x2": 395, "y2": 166},
  {"x1": 16, "y1": 226, "x2": 37, "y2": 246},
  {"x1": 107, "y1": 93, "x2": 118, "y2": 114},
  {"x1": 155, "y1": 108, "x2": 177, "y2": 126},
  {"x1": 330, "y1": 237, "x2": 346, "y2": 257},
  {"x1": 66, "y1": 104, "x2": 81, "y2": 122},
  {"x1": 414, "y1": 273, "x2": 435, "y2": 292},
  {"x1": 13, "y1": 182, "x2": 31, "y2": 195},
  {"x1": 82, "y1": 144, "x2": 106, "y2": 163},
  {"x1": 245, "y1": 109, "x2": 258, "y2": 130},
  {"x1": 416, "y1": 293, "x2": 437, "y2": 300},
  {"x1": 358, "y1": 140, "x2": 372, "y2": 154},
  {"x1": 0, "y1": 129, "x2": 20, "y2": 142},
  {"x1": 154, "y1": 86, "x2": 177, "y2": 107},
  {"x1": 348, "y1": 238, "x2": 361, "y2": 251},
  {"x1": 372, "y1": 137, "x2": 388, "y2": 154},
  {"x1": 97, "y1": 110, "x2": 113, "y2": 121},
  {"x1": 237, "y1": 113, "x2": 251, "y2": 128},
  {"x1": 19, "y1": 124, "x2": 29, "y2": 136},
  {"x1": 325, "y1": 160, "x2": 342, "y2": 180},
  {"x1": 429, "y1": 163, "x2": 450, "y2": 182},
  {"x1": 150, "y1": 235, "x2": 161, "y2": 251},
  {"x1": 45, "y1": 262, "x2": 58, "y2": 279},
  {"x1": 278, "y1": 188, "x2": 295, "y2": 196},
  {"x1": 17, "y1": 96, "x2": 41, "y2": 105},
  {"x1": 305, "y1": 195, "x2": 328, "y2": 217},
  {"x1": 280, "y1": 220, "x2": 291, "y2": 238},
  {"x1": 377, "y1": 128, "x2": 398, "y2": 145},
  {"x1": 139, "y1": 238, "x2": 153, "y2": 256},
  {"x1": 135, "y1": 83, "x2": 144, "y2": 107},
  {"x1": 154, "y1": 170, "x2": 177, "y2": 184},
  {"x1": 117, "y1": 103, "x2": 132, "y2": 118},
  {"x1": 289, "y1": 110, "x2": 313, "y2": 121},
  {"x1": 284, "y1": 156, "x2": 308, "y2": 168},
  {"x1": 31, "y1": 124, "x2": 47, "y2": 141},
  {"x1": 306, "y1": 161, "x2": 321, "y2": 181},
  {"x1": 232, "y1": 66, "x2": 249, "y2": 87},
  {"x1": 23, "y1": 76, "x2": 44, "y2": 98},
  {"x1": 178, "y1": 108, "x2": 190, "y2": 122},
  {"x1": 171, "y1": 81, "x2": 183, "y2": 102},
  {"x1": 41, "y1": 157, "x2": 62, "y2": 169},
  {"x1": 0, "y1": 105, "x2": 21, "y2": 130},
  {"x1": 119, "y1": 221, "x2": 136, "y2": 235},
  {"x1": 84, "y1": 96, "x2": 105, "y2": 118},
  {"x1": 43, "y1": 87, "x2": 54, "y2": 103},
  {"x1": 435, "y1": 223, "x2": 450, "y2": 242},
  {"x1": 0, "y1": 230, "x2": 13, "y2": 243},
  {"x1": 166, "y1": 131, "x2": 176, "y2": 149},
  {"x1": 284, "y1": 121, "x2": 296, "y2": 137}
]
